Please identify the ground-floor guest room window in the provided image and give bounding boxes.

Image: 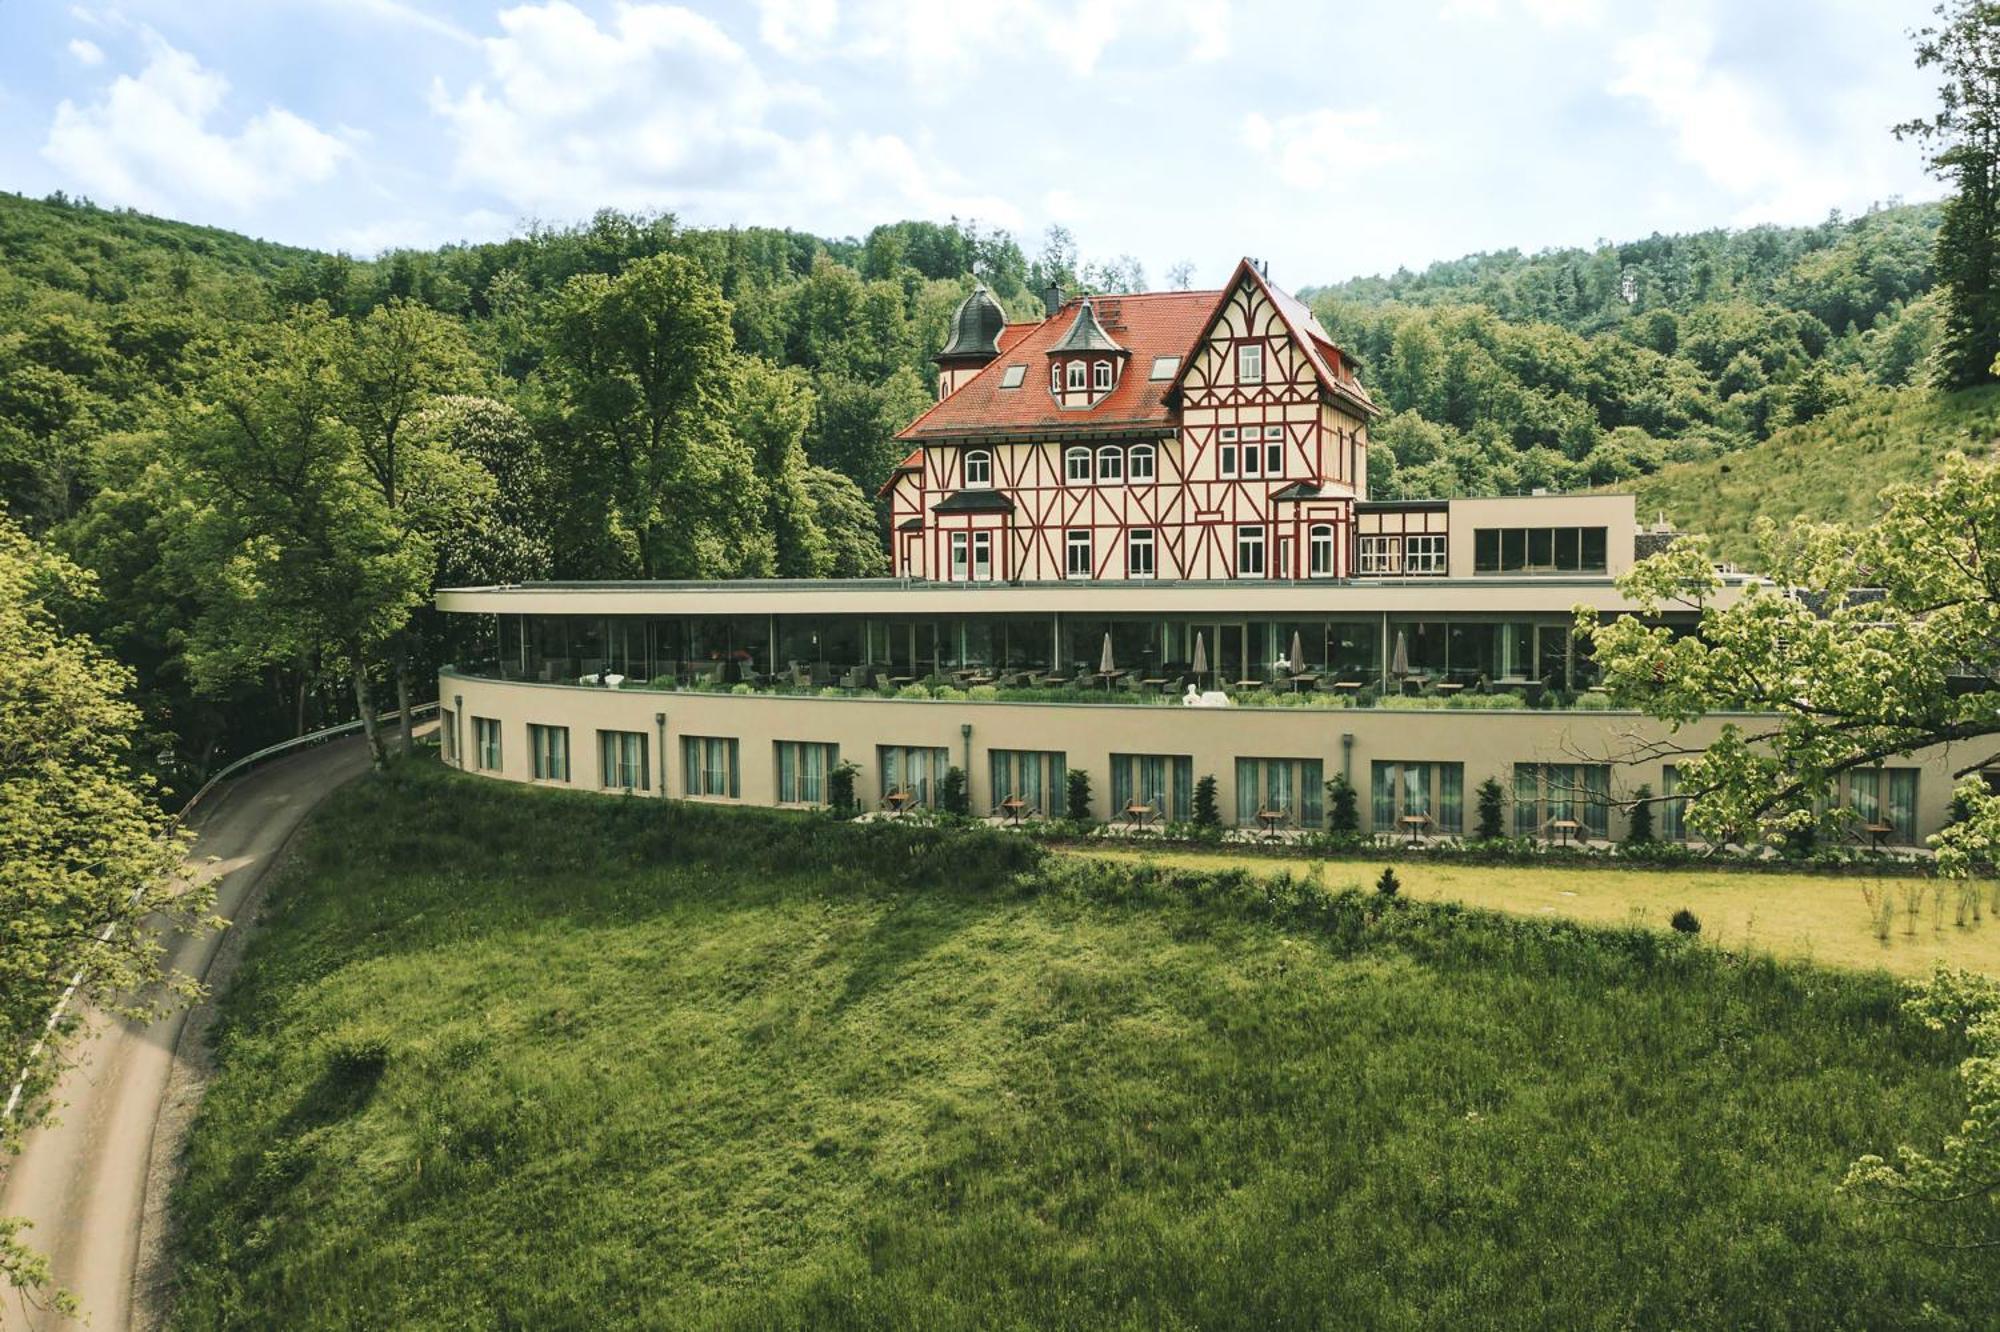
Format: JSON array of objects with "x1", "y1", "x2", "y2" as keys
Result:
[
  {"x1": 598, "y1": 729, "x2": 649, "y2": 791},
  {"x1": 1111, "y1": 753, "x2": 1194, "y2": 822},
  {"x1": 1660, "y1": 764, "x2": 1688, "y2": 841},
  {"x1": 989, "y1": 749, "x2": 1066, "y2": 816},
  {"x1": 879, "y1": 745, "x2": 949, "y2": 807},
  {"x1": 1237, "y1": 757, "x2": 1324, "y2": 827},
  {"x1": 440, "y1": 708, "x2": 456, "y2": 762},
  {"x1": 529, "y1": 723, "x2": 569, "y2": 781},
  {"x1": 1842, "y1": 767, "x2": 1918, "y2": 843},
  {"x1": 682, "y1": 735, "x2": 741, "y2": 798},
  {"x1": 474, "y1": 716, "x2": 502, "y2": 771},
  {"x1": 1513, "y1": 762, "x2": 1610, "y2": 838},
  {"x1": 775, "y1": 741, "x2": 838, "y2": 804},
  {"x1": 1371, "y1": 761, "x2": 1464, "y2": 836}
]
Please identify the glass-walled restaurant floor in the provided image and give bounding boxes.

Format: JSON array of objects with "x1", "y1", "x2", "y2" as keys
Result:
[{"x1": 452, "y1": 611, "x2": 1616, "y2": 697}]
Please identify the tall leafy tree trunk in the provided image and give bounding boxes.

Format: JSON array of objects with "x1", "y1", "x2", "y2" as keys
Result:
[{"x1": 391, "y1": 629, "x2": 414, "y2": 752}]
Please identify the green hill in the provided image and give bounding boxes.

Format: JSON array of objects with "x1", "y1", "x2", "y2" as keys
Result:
[
  {"x1": 165, "y1": 764, "x2": 1984, "y2": 1329},
  {"x1": 1628, "y1": 385, "x2": 2000, "y2": 566},
  {"x1": 0, "y1": 191, "x2": 323, "y2": 304}
]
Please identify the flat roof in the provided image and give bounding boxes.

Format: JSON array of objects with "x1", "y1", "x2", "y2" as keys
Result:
[{"x1": 436, "y1": 574, "x2": 1759, "y2": 619}]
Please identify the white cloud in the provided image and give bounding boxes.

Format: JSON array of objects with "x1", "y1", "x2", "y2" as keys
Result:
[
  {"x1": 1607, "y1": 19, "x2": 1908, "y2": 224},
  {"x1": 42, "y1": 33, "x2": 351, "y2": 214},
  {"x1": 1439, "y1": 0, "x2": 1602, "y2": 26},
  {"x1": 1241, "y1": 108, "x2": 1410, "y2": 191},
  {"x1": 332, "y1": 0, "x2": 478, "y2": 46},
  {"x1": 753, "y1": 0, "x2": 1229, "y2": 82},
  {"x1": 68, "y1": 38, "x2": 105, "y2": 65},
  {"x1": 431, "y1": 2, "x2": 1021, "y2": 233}
]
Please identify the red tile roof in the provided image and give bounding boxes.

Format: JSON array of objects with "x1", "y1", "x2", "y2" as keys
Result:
[{"x1": 898, "y1": 290, "x2": 1219, "y2": 443}]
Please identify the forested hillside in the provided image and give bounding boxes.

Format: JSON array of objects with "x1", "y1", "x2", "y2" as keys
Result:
[
  {"x1": 0, "y1": 191, "x2": 1057, "y2": 779},
  {"x1": 0, "y1": 187, "x2": 1979, "y2": 778},
  {"x1": 1303, "y1": 202, "x2": 1950, "y2": 502}
]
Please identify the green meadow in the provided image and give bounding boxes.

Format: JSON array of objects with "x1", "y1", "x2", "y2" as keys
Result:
[{"x1": 169, "y1": 766, "x2": 1993, "y2": 1329}]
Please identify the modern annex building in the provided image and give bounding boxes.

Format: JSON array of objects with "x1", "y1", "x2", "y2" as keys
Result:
[{"x1": 436, "y1": 263, "x2": 1951, "y2": 846}]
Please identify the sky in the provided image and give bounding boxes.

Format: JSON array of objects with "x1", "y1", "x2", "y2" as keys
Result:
[{"x1": 0, "y1": 0, "x2": 1952, "y2": 289}]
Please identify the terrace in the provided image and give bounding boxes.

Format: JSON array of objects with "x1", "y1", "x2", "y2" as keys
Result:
[{"x1": 446, "y1": 608, "x2": 1637, "y2": 709}]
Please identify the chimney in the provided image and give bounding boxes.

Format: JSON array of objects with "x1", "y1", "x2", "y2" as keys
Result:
[{"x1": 1042, "y1": 280, "x2": 1063, "y2": 318}]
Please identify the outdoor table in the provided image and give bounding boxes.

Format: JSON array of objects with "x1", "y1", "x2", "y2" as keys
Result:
[
  {"x1": 1040, "y1": 675, "x2": 1071, "y2": 687},
  {"x1": 1399, "y1": 813, "x2": 1431, "y2": 846},
  {"x1": 1864, "y1": 821, "x2": 1896, "y2": 850},
  {"x1": 888, "y1": 676, "x2": 917, "y2": 687},
  {"x1": 1289, "y1": 672, "x2": 1319, "y2": 693},
  {"x1": 1332, "y1": 681, "x2": 1362, "y2": 693},
  {"x1": 970, "y1": 674, "x2": 997, "y2": 687},
  {"x1": 1096, "y1": 670, "x2": 1125, "y2": 690},
  {"x1": 1140, "y1": 676, "x2": 1169, "y2": 693},
  {"x1": 1550, "y1": 817, "x2": 1582, "y2": 847},
  {"x1": 1234, "y1": 678, "x2": 1262, "y2": 691},
  {"x1": 999, "y1": 797, "x2": 1028, "y2": 827},
  {"x1": 883, "y1": 789, "x2": 915, "y2": 817},
  {"x1": 1123, "y1": 802, "x2": 1157, "y2": 831},
  {"x1": 1257, "y1": 807, "x2": 1288, "y2": 841},
  {"x1": 1435, "y1": 681, "x2": 1464, "y2": 696}
]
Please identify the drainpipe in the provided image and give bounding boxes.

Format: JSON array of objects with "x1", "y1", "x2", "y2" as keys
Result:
[
  {"x1": 1341, "y1": 731, "x2": 1354, "y2": 785},
  {"x1": 655, "y1": 711, "x2": 667, "y2": 798},
  {"x1": 961, "y1": 722, "x2": 973, "y2": 789}
]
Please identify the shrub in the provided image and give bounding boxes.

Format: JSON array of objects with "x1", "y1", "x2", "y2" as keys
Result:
[
  {"x1": 895, "y1": 683, "x2": 932, "y2": 699},
  {"x1": 967, "y1": 685, "x2": 999, "y2": 701},
  {"x1": 1626, "y1": 783, "x2": 1655, "y2": 844},
  {"x1": 1326, "y1": 773, "x2": 1359, "y2": 835},
  {"x1": 1066, "y1": 768, "x2": 1093, "y2": 822},
  {"x1": 827, "y1": 760, "x2": 859, "y2": 815},
  {"x1": 1192, "y1": 774, "x2": 1220, "y2": 827},
  {"x1": 1475, "y1": 777, "x2": 1506, "y2": 841},
  {"x1": 940, "y1": 766, "x2": 970, "y2": 816},
  {"x1": 1376, "y1": 866, "x2": 1401, "y2": 899},
  {"x1": 1670, "y1": 907, "x2": 1701, "y2": 934}
]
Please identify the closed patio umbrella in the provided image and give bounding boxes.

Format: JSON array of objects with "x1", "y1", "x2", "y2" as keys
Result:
[
  {"x1": 1391, "y1": 629, "x2": 1409, "y2": 679},
  {"x1": 1099, "y1": 631, "x2": 1116, "y2": 688},
  {"x1": 1289, "y1": 630, "x2": 1306, "y2": 675},
  {"x1": 1191, "y1": 632, "x2": 1208, "y2": 685}
]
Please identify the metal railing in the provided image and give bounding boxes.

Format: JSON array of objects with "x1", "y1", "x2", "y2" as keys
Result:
[{"x1": 2, "y1": 701, "x2": 438, "y2": 1121}]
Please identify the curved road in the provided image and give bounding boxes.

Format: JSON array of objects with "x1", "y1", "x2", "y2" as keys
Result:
[{"x1": 0, "y1": 736, "x2": 375, "y2": 1331}]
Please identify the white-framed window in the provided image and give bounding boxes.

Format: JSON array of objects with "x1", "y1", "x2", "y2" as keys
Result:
[
  {"x1": 1358, "y1": 535, "x2": 1402, "y2": 574},
  {"x1": 1050, "y1": 364, "x2": 1062, "y2": 393},
  {"x1": 1264, "y1": 425, "x2": 1284, "y2": 476},
  {"x1": 1095, "y1": 445, "x2": 1123, "y2": 484},
  {"x1": 1238, "y1": 342, "x2": 1264, "y2": 384},
  {"x1": 1065, "y1": 445, "x2": 1092, "y2": 484},
  {"x1": 1218, "y1": 427, "x2": 1238, "y2": 478},
  {"x1": 1240, "y1": 428, "x2": 1263, "y2": 478},
  {"x1": 1067, "y1": 361, "x2": 1086, "y2": 390},
  {"x1": 1128, "y1": 528, "x2": 1156, "y2": 578},
  {"x1": 1405, "y1": 533, "x2": 1447, "y2": 575},
  {"x1": 598, "y1": 729, "x2": 649, "y2": 791},
  {"x1": 1093, "y1": 360, "x2": 1112, "y2": 390},
  {"x1": 1308, "y1": 524, "x2": 1336, "y2": 577},
  {"x1": 1128, "y1": 443, "x2": 1155, "y2": 483},
  {"x1": 474, "y1": 716, "x2": 502, "y2": 772},
  {"x1": 529, "y1": 723, "x2": 569, "y2": 781},
  {"x1": 971, "y1": 530, "x2": 993, "y2": 581},
  {"x1": 963, "y1": 449, "x2": 991, "y2": 488},
  {"x1": 682, "y1": 735, "x2": 740, "y2": 798},
  {"x1": 950, "y1": 531, "x2": 969, "y2": 580},
  {"x1": 1066, "y1": 529, "x2": 1092, "y2": 578},
  {"x1": 1237, "y1": 525, "x2": 1266, "y2": 576}
]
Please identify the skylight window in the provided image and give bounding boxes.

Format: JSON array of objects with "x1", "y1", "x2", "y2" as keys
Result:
[
  {"x1": 1149, "y1": 355, "x2": 1180, "y2": 381},
  {"x1": 999, "y1": 364, "x2": 1026, "y2": 389}
]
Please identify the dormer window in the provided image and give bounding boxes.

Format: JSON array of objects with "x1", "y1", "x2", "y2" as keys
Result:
[
  {"x1": 1050, "y1": 364, "x2": 1061, "y2": 393},
  {"x1": 1093, "y1": 361, "x2": 1112, "y2": 390},
  {"x1": 1238, "y1": 343, "x2": 1264, "y2": 384},
  {"x1": 1067, "y1": 361, "x2": 1085, "y2": 390},
  {"x1": 964, "y1": 449, "x2": 991, "y2": 488}
]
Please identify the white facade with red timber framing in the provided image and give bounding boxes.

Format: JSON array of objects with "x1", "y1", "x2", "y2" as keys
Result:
[{"x1": 881, "y1": 259, "x2": 1379, "y2": 583}]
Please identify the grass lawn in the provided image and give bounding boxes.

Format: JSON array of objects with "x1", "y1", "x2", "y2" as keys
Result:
[
  {"x1": 168, "y1": 765, "x2": 1994, "y2": 1329},
  {"x1": 1076, "y1": 847, "x2": 2000, "y2": 978}
]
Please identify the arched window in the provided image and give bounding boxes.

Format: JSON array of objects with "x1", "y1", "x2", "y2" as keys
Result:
[
  {"x1": 1127, "y1": 443, "x2": 1155, "y2": 483},
  {"x1": 1092, "y1": 361, "x2": 1112, "y2": 390},
  {"x1": 964, "y1": 449, "x2": 991, "y2": 488},
  {"x1": 1050, "y1": 363, "x2": 1062, "y2": 393},
  {"x1": 1065, "y1": 446, "x2": 1092, "y2": 485},
  {"x1": 1095, "y1": 445, "x2": 1123, "y2": 484},
  {"x1": 1067, "y1": 361, "x2": 1086, "y2": 390},
  {"x1": 1308, "y1": 523, "x2": 1335, "y2": 577}
]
